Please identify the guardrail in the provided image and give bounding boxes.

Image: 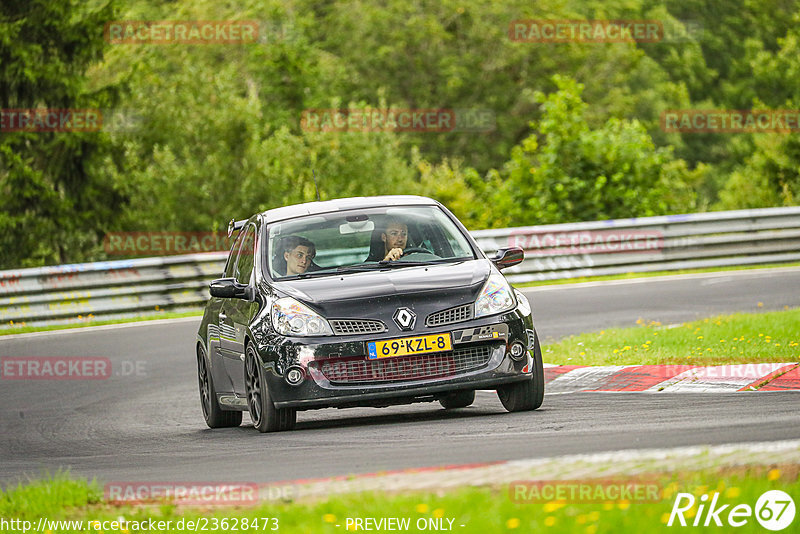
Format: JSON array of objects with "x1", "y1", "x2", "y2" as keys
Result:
[
  {"x1": 2, "y1": 206, "x2": 799, "y2": 329},
  {"x1": 473, "y1": 206, "x2": 800, "y2": 283}
]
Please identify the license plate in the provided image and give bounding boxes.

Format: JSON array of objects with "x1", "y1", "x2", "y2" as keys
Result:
[{"x1": 367, "y1": 333, "x2": 452, "y2": 360}]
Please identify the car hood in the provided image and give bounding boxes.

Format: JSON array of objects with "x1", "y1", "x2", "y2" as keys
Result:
[{"x1": 271, "y1": 260, "x2": 492, "y2": 327}]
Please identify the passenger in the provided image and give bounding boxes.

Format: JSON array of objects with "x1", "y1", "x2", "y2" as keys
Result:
[{"x1": 282, "y1": 236, "x2": 316, "y2": 275}]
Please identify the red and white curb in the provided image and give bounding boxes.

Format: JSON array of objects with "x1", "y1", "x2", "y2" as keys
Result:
[{"x1": 543, "y1": 362, "x2": 800, "y2": 393}]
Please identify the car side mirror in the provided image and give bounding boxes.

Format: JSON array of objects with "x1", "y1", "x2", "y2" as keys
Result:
[
  {"x1": 209, "y1": 277, "x2": 249, "y2": 299},
  {"x1": 491, "y1": 247, "x2": 524, "y2": 270}
]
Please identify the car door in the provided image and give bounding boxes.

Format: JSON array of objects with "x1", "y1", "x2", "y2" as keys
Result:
[
  {"x1": 209, "y1": 228, "x2": 247, "y2": 394},
  {"x1": 220, "y1": 223, "x2": 258, "y2": 395}
]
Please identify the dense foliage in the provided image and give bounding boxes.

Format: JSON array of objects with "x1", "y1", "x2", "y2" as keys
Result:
[{"x1": 2, "y1": 0, "x2": 799, "y2": 268}]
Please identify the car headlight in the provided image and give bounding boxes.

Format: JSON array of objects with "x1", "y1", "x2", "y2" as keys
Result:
[
  {"x1": 475, "y1": 272, "x2": 516, "y2": 318},
  {"x1": 271, "y1": 297, "x2": 333, "y2": 336}
]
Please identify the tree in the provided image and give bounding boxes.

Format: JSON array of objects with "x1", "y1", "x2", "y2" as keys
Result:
[
  {"x1": 717, "y1": 18, "x2": 800, "y2": 209},
  {"x1": 0, "y1": 0, "x2": 124, "y2": 268},
  {"x1": 491, "y1": 75, "x2": 699, "y2": 227}
]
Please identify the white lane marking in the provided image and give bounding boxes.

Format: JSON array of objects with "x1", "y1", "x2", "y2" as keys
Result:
[
  {"x1": 700, "y1": 276, "x2": 735, "y2": 285},
  {"x1": 0, "y1": 315, "x2": 202, "y2": 342},
  {"x1": 519, "y1": 266, "x2": 800, "y2": 292}
]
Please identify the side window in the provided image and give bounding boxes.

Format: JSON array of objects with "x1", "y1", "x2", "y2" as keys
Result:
[
  {"x1": 223, "y1": 229, "x2": 246, "y2": 278},
  {"x1": 234, "y1": 225, "x2": 257, "y2": 284}
]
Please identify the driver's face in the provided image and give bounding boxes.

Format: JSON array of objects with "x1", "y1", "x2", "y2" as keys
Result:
[
  {"x1": 382, "y1": 223, "x2": 408, "y2": 253},
  {"x1": 285, "y1": 245, "x2": 313, "y2": 275}
]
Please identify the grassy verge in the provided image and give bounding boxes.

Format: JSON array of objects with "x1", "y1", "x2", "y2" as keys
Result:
[
  {"x1": 1, "y1": 466, "x2": 797, "y2": 533},
  {"x1": 0, "y1": 310, "x2": 202, "y2": 336},
  {"x1": 542, "y1": 308, "x2": 800, "y2": 366},
  {"x1": 514, "y1": 261, "x2": 800, "y2": 288}
]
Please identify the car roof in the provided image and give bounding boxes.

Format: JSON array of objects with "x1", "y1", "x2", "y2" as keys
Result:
[{"x1": 258, "y1": 195, "x2": 439, "y2": 224}]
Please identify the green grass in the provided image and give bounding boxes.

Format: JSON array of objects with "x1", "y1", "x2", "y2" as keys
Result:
[
  {"x1": 514, "y1": 261, "x2": 800, "y2": 288},
  {"x1": 0, "y1": 473, "x2": 102, "y2": 519},
  {"x1": 1, "y1": 467, "x2": 797, "y2": 533},
  {"x1": 543, "y1": 308, "x2": 800, "y2": 366},
  {"x1": 0, "y1": 310, "x2": 202, "y2": 336}
]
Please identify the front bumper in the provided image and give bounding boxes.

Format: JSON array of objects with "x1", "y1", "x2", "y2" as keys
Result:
[{"x1": 254, "y1": 308, "x2": 535, "y2": 410}]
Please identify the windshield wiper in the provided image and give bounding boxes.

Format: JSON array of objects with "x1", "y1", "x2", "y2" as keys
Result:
[
  {"x1": 377, "y1": 260, "x2": 434, "y2": 267},
  {"x1": 334, "y1": 258, "x2": 470, "y2": 274},
  {"x1": 288, "y1": 269, "x2": 339, "y2": 279},
  {"x1": 377, "y1": 258, "x2": 469, "y2": 267},
  {"x1": 335, "y1": 262, "x2": 431, "y2": 273},
  {"x1": 336, "y1": 263, "x2": 389, "y2": 273}
]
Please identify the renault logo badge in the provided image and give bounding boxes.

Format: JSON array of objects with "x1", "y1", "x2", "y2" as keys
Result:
[{"x1": 393, "y1": 308, "x2": 416, "y2": 331}]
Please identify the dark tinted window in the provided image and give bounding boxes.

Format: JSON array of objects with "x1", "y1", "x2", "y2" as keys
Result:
[
  {"x1": 223, "y1": 228, "x2": 246, "y2": 278},
  {"x1": 234, "y1": 224, "x2": 256, "y2": 284}
]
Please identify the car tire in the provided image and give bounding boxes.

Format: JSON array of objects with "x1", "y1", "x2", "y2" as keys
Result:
[
  {"x1": 197, "y1": 344, "x2": 242, "y2": 428},
  {"x1": 245, "y1": 345, "x2": 296, "y2": 433},
  {"x1": 439, "y1": 390, "x2": 475, "y2": 409},
  {"x1": 497, "y1": 329, "x2": 544, "y2": 412}
]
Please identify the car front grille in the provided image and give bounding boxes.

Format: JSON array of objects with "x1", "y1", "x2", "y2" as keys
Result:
[
  {"x1": 313, "y1": 344, "x2": 494, "y2": 384},
  {"x1": 330, "y1": 319, "x2": 387, "y2": 335},
  {"x1": 425, "y1": 303, "x2": 474, "y2": 327}
]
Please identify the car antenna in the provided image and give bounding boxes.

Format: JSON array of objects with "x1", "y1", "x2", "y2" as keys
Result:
[{"x1": 312, "y1": 169, "x2": 321, "y2": 201}]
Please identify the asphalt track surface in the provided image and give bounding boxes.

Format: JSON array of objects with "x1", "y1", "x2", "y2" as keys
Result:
[{"x1": 1, "y1": 267, "x2": 799, "y2": 486}]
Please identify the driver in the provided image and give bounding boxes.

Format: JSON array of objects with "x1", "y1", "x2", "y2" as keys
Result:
[
  {"x1": 283, "y1": 236, "x2": 316, "y2": 275},
  {"x1": 381, "y1": 218, "x2": 408, "y2": 261}
]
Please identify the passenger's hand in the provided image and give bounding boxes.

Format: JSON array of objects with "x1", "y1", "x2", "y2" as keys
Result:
[{"x1": 383, "y1": 248, "x2": 404, "y2": 261}]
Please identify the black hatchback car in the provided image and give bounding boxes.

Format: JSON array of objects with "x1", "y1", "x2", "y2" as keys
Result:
[{"x1": 196, "y1": 195, "x2": 543, "y2": 432}]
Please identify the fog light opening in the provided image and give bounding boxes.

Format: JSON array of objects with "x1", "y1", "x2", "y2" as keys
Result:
[
  {"x1": 509, "y1": 342, "x2": 526, "y2": 361},
  {"x1": 285, "y1": 366, "x2": 305, "y2": 386}
]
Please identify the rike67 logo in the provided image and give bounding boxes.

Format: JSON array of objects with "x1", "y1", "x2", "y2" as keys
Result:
[{"x1": 668, "y1": 490, "x2": 795, "y2": 530}]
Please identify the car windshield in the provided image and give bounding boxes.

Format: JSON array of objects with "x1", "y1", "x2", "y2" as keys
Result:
[{"x1": 266, "y1": 205, "x2": 476, "y2": 279}]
